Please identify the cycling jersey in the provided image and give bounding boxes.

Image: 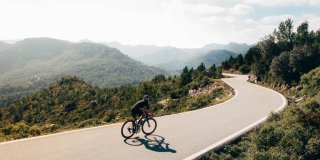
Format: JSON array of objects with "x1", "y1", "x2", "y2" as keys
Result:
[{"x1": 131, "y1": 100, "x2": 149, "y2": 117}]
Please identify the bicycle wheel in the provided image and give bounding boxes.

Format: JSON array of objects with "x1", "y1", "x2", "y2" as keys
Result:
[
  {"x1": 121, "y1": 120, "x2": 135, "y2": 138},
  {"x1": 142, "y1": 118, "x2": 157, "y2": 135}
]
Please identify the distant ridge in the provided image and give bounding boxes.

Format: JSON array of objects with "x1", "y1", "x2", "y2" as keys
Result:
[
  {"x1": 107, "y1": 41, "x2": 251, "y2": 71},
  {"x1": 0, "y1": 37, "x2": 166, "y2": 87},
  {"x1": 156, "y1": 49, "x2": 237, "y2": 71},
  {"x1": 202, "y1": 42, "x2": 253, "y2": 54}
]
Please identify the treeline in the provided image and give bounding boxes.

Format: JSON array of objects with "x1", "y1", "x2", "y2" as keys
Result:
[
  {"x1": 0, "y1": 80, "x2": 50, "y2": 107},
  {"x1": 180, "y1": 63, "x2": 222, "y2": 86},
  {"x1": 221, "y1": 19, "x2": 320, "y2": 85},
  {"x1": 0, "y1": 63, "x2": 230, "y2": 141},
  {"x1": 203, "y1": 19, "x2": 320, "y2": 159}
]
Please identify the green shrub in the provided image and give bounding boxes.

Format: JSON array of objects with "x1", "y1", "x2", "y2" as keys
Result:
[
  {"x1": 12, "y1": 122, "x2": 30, "y2": 138},
  {"x1": 29, "y1": 125, "x2": 41, "y2": 136},
  {"x1": 239, "y1": 65, "x2": 251, "y2": 74},
  {"x1": 64, "y1": 101, "x2": 77, "y2": 112},
  {"x1": 170, "y1": 88, "x2": 188, "y2": 99},
  {"x1": 301, "y1": 67, "x2": 320, "y2": 96},
  {"x1": 306, "y1": 136, "x2": 320, "y2": 159}
]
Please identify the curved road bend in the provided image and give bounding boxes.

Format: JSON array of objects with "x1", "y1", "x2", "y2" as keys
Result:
[{"x1": 0, "y1": 74, "x2": 286, "y2": 160}]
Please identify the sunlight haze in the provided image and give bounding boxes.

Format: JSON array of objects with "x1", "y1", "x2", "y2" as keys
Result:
[{"x1": 1, "y1": 0, "x2": 320, "y2": 47}]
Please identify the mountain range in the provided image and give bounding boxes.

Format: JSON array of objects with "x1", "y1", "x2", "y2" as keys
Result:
[
  {"x1": 107, "y1": 41, "x2": 251, "y2": 71},
  {"x1": 152, "y1": 49, "x2": 238, "y2": 71},
  {"x1": 0, "y1": 38, "x2": 165, "y2": 88},
  {"x1": 0, "y1": 38, "x2": 252, "y2": 88},
  {"x1": 0, "y1": 38, "x2": 248, "y2": 106}
]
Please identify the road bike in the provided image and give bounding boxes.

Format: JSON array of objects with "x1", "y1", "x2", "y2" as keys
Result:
[{"x1": 121, "y1": 113, "x2": 157, "y2": 138}]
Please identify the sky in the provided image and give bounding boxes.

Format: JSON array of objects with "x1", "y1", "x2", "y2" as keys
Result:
[{"x1": 1, "y1": 0, "x2": 320, "y2": 48}]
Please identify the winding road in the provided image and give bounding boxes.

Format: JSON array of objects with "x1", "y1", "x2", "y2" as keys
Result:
[{"x1": 0, "y1": 74, "x2": 286, "y2": 160}]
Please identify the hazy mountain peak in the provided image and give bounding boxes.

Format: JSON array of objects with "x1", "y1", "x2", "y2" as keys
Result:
[
  {"x1": 18, "y1": 37, "x2": 68, "y2": 43},
  {"x1": 78, "y1": 39, "x2": 94, "y2": 43},
  {"x1": 0, "y1": 38, "x2": 166, "y2": 88},
  {"x1": 202, "y1": 42, "x2": 251, "y2": 54},
  {"x1": 0, "y1": 40, "x2": 20, "y2": 44},
  {"x1": 16, "y1": 38, "x2": 70, "y2": 50},
  {"x1": 105, "y1": 41, "x2": 249, "y2": 71},
  {"x1": 0, "y1": 41, "x2": 9, "y2": 48}
]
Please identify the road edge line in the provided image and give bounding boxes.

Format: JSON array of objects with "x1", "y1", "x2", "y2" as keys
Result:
[{"x1": 0, "y1": 122, "x2": 122, "y2": 145}]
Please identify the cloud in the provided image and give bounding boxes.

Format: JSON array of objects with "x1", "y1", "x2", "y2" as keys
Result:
[
  {"x1": 183, "y1": 0, "x2": 246, "y2": 8},
  {"x1": 161, "y1": 0, "x2": 320, "y2": 45},
  {"x1": 244, "y1": 0, "x2": 320, "y2": 7},
  {"x1": 253, "y1": 14, "x2": 320, "y2": 31},
  {"x1": 162, "y1": 1, "x2": 255, "y2": 19},
  {"x1": 260, "y1": 15, "x2": 294, "y2": 25},
  {"x1": 1, "y1": 0, "x2": 320, "y2": 47},
  {"x1": 161, "y1": 0, "x2": 226, "y2": 16},
  {"x1": 197, "y1": 13, "x2": 320, "y2": 44},
  {"x1": 295, "y1": 14, "x2": 320, "y2": 31},
  {"x1": 228, "y1": 4, "x2": 254, "y2": 16},
  {"x1": 179, "y1": 2, "x2": 254, "y2": 17},
  {"x1": 185, "y1": 3, "x2": 226, "y2": 14},
  {"x1": 200, "y1": 16, "x2": 237, "y2": 24}
]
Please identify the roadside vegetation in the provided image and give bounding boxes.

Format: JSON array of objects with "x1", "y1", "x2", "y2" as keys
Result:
[
  {"x1": 202, "y1": 19, "x2": 320, "y2": 159},
  {"x1": 0, "y1": 63, "x2": 233, "y2": 142}
]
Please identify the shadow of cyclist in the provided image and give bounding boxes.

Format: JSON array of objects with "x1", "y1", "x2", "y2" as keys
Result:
[{"x1": 124, "y1": 134, "x2": 177, "y2": 153}]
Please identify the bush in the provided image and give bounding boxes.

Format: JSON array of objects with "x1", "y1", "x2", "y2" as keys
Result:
[
  {"x1": 29, "y1": 125, "x2": 41, "y2": 136},
  {"x1": 170, "y1": 88, "x2": 188, "y2": 99},
  {"x1": 301, "y1": 67, "x2": 320, "y2": 96},
  {"x1": 297, "y1": 100, "x2": 320, "y2": 127},
  {"x1": 306, "y1": 137, "x2": 320, "y2": 159},
  {"x1": 2, "y1": 125, "x2": 13, "y2": 135},
  {"x1": 64, "y1": 101, "x2": 77, "y2": 112},
  {"x1": 239, "y1": 65, "x2": 251, "y2": 74},
  {"x1": 12, "y1": 122, "x2": 30, "y2": 138},
  {"x1": 188, "y1": 95, "x2": 210, "y2": 110}
]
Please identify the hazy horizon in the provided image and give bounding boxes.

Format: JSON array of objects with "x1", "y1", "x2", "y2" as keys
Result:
[
  {"x1": 1, "y1": 0, "x2": 320, "y2": 48},
  {"x1": 0, "y1": 37, "x2": 252, "y2": 49}
]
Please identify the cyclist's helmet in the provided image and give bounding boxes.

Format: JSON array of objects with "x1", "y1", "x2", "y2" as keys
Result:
[{"x1": 143, "y1": 95, "x2": 150, "y2": 101}]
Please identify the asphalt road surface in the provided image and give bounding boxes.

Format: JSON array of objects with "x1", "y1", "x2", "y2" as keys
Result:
[{"x1": 0, "y1": 74, "x2": 286, "y2": 160}]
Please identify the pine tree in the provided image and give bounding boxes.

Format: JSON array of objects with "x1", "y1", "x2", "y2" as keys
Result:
[{"x1": 180, "y1": 66, "x2": 192, "y2": 86}]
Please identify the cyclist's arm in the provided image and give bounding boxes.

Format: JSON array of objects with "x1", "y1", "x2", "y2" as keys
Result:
[{"x1": 145, "y1": 109, "x2": 156, "y2": 117}]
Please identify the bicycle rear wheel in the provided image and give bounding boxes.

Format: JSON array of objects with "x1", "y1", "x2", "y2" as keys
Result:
[
  {"x1": 142, "y1": 118, "x2": 157, "y2": 135},
  {"x1": 121, "y1": 120, "x2": 135, "y2": 138}
]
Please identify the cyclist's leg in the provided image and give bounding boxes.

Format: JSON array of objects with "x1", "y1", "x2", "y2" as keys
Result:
[
  {"x1": 131, "y1": 109, "x2": 143, "y2": 125},
  {"x1": 131, "y1": 109, "x2": 138, "y2": 120},
  {"x1": 130, "y1": 110, "x2": 138, "y2": 132},
  {"x1": 136, "y1": 110, "x2": 144, "y2": 123}
]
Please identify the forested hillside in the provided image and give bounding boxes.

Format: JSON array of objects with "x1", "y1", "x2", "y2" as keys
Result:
[
  {"x1": 0, "y1": 38, "x2": 165, "y2": 106},
  {"x1": 203, "y1": 19, "x2": 320, "y2": 160},
  {"x1": 0, "y1": 63, "x2": 233, "y2": 141},
  {"x1": 0, "y1": 38, "x2": 165, "y2": 87},
  {"x1": 201, "y1": 42, "x2": 252, "y2": 55},
  {"x1": 0, "y1": 42, "x2": 9, "y2": 51},
  {"x1": 221, "y1": 19, "x2": 320, "y2": 85},
  {"x1": 184, "y1": 50, "x2": 238, "y2": 70},
  {"x1": 157, "y1": 49, "x2": 237, "y2": 71}
]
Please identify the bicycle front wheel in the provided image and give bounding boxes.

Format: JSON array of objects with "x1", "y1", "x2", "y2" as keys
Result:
[
  {"x1": 121, "y1": 120, "x2": 135, "y2": 138},
  {"x1": 142, "y1": 118, "x2": 157, "y2": 135}
]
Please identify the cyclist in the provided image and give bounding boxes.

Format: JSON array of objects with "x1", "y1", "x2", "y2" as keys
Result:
[{"x1": 131, "y1": 95, "x2": 155, "y2": 124}]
